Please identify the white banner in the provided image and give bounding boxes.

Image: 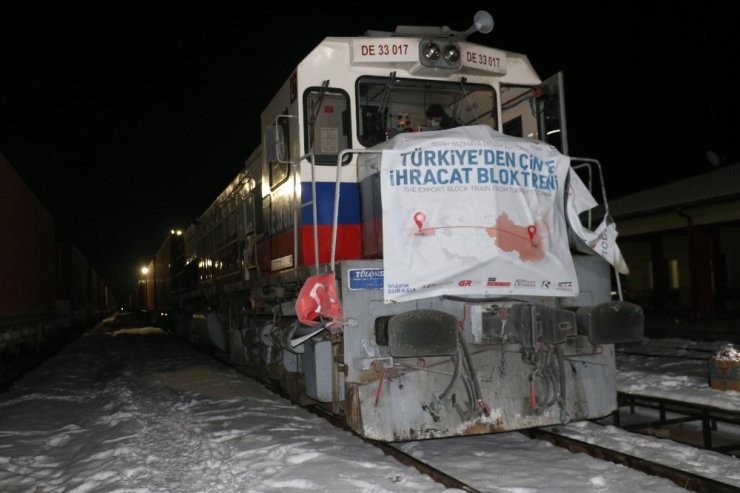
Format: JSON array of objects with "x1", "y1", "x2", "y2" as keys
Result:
[
  {"x1": 567, "y1": 168, "x2": 630, "y2": 275},
  {"x1": 380, "y1": 126, "x2": 578, "y2": 303}
]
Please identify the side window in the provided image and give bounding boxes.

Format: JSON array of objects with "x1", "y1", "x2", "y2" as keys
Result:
[
  {"x1": 268, "y1": 114, "x2": 291, "y2": 189},
  {"x1": 501, "y1": 85, "x2": 539, "y2": 140},
  {"x1": 502, "y1": 116, "x2": 523, "y2": 137},
  {"x1": 536, "y1": 71, "x2": 568, "y2": 155},
  {"x1": 501, "y1": 72, "x2": 568, "y2": 155},
  {"x1": 303, "y1": 88, "x2": 351, "y2": 165}
]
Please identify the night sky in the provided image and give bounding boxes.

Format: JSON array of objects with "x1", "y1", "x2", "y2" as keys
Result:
[{"x1": 1, "y1": 3, "x2": 738, "y2": 300}]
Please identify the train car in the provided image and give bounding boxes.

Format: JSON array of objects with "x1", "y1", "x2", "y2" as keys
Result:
[
  {"x1": 57, "y1": 244, "x2": 117, "y2": 327},
  {"x1": 99, "y1": 278, "x2": 116, "y2": 316},
  {"x1": 1, "y1": 153, "x2": 115, "y2": 357},
  {"x1": 56, "y1": 242, "x2": 90, "y2": 327},
  {"x1": 161, "y1": 11, "x2": 644, "y2": 441},
  {"x1": 148, "y1": 230, "x2": 185, "y2": 328},
  {"x1": 88, "y1": 268, "x2": 116, "y2": 320},
  {"x1": 0, "y1": 152, "x2": 57, "y2": 353}
]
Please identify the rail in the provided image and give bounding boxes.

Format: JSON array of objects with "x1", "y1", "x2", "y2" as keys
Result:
[{"x1": 528, "y1": 427, "x2": 739, "y2": 493}]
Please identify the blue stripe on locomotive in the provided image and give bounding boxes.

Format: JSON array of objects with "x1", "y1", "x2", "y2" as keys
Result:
[{"x1": 301, "y1": 182, "x2": 361, "y2": 225}]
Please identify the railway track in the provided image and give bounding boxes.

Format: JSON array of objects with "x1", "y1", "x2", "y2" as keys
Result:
[
  {"x1": 617, "y1": 350, "x2": 713, "y2": 361},
  {"x1": 7, "y1": 320, "x2": 735, "y2": 491},
  {"x1": 379, "y1": 421, "x2": 738, "y2": 492},
  {"x1": 207, "y1": 340, "x2": 739, "y2": 492},
  {"x1": 310, "y1": 397, "x2": 739, "y2": 492},
  {"x1": 312, "y1": 405, "x2": 482, "y2": 492},
  {"x1": 617, "y1": 344, "x2": 718, "y2": 361},
  {"x1": 210, "y1": 348, "x2": 482, "y2": 491},
  {"x1": 527, "y1": 427, "x2": 738, "y2": 493}
]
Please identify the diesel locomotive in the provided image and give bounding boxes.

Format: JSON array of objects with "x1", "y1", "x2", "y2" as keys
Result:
[{"x1": 147, "y1": 11, "x2": 643, "y2": 441}]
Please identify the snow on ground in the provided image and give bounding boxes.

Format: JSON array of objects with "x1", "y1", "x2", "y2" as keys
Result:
[
  {"x1": 617, "y1": 338, "x2": 740, "y2": 411},
  {"x1": 0, "y1": 327, "x2": 446, "y2": 493},
  {"x1": 0, "y1": 327, "x2": 738, "y2": 492},
  {"x1": 394, "y1": 430, "x2": 686, "y2": 492},
  {"x1": 549, "y1": 421, "x2": 740, "y2": 486}
]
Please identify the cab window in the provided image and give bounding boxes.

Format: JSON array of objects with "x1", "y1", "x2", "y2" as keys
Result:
[{"x1": 357, "y1": 76, "x2": 497, "y2": 147}]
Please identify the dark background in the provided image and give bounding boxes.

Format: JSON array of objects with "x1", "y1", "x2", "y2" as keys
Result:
[{"x1": 1, "y1": 3, "x2": 738, "y2": 300}]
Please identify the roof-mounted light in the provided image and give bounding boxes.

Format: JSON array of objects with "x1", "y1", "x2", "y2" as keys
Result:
[
  {"x1": 418, "y1": 38, "x2": 461, "y2": 70},
  {"x1": 443, "y1": 44, "x2": 460, "y2": 63},
  {"x1": 422, "y1": 42, "x2": 441, "y2": 61}
]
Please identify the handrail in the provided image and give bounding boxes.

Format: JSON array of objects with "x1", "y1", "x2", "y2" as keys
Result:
[
  {"x1": 571, "y1": 157, "x2": 610, "y2": 221},
  {"x1": 570, "y1": 157, "x2": 622, "y2": 301},
  {"x1": 273, "y1": 113, "x2": 325, "y2": 274}
]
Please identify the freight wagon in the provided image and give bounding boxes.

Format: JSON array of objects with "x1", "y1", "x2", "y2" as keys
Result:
[{"x1": 0, "y1": 153, "x2": 115, "y2": 357}]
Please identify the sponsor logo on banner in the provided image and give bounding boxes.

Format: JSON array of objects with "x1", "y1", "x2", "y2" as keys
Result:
[
  {"x1": 421, "y1": 281, "x2": 453, "y2": 289},
  {"x1": 556, "y1": 281, "x2": 573, "y2": 291},
  {"x1": 514, "y1": 279, "x2": 536, "y2": 289},
  {"x1": 387, "y1": 283, "x2": 416, "y2": 295},
  {"x1": 487, "y1": 277, "x2": 512, "y2": 287},
  {"x1": 541, "y1": 280, "x2": 551, "y2": 289}
]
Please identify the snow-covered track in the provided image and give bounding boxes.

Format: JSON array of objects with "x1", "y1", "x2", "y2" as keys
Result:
[{"x1": 528, "y1": 426, "x2": 738, "y2": 493}]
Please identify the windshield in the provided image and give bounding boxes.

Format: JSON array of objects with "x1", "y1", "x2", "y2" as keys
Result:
[{"x1": 356, "y1": 76, "x2": 497, "y2": 147}]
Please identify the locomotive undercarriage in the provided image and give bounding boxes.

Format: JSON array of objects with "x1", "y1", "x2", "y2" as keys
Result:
[
  {"x1": 348, "y1": 333, "x2": 615, "y2": 441},
  {"x1": 172, "y1": 256, "x2": 642, "y2": 442}
]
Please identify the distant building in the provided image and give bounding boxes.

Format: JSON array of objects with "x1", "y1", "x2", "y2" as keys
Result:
[{"x1": 610, "y1": 163, "x2": 740, "y2": 320}]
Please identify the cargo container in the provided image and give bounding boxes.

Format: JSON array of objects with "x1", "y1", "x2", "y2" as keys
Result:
[
  {"x1": 0, "y1": 153, "x2": 115, "y2": 359},
  {"x1": 55, "y1": 242, "x2": 90, "y2": 326},
  {"x1": 0, "y1": 153, "x2": 56, "y2": 321},
  {"x1": 0, "y1": 153, "x2": 57, "y2": 354},
  {"x1": 154, "y1": 231, "x2": 186, "y2": 313}
]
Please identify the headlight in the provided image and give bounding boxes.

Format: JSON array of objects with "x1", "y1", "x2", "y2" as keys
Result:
[
  {"x1": 423, "y1": 42, "x2": 441, "y2": 61},
  {"x1": 418, "y1": 38, "x2": 461, "y2": 70},
  {"x1": 443, "y1": 45, "x2": 460, "y2": 63}
]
